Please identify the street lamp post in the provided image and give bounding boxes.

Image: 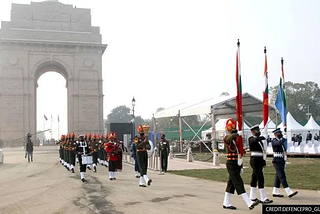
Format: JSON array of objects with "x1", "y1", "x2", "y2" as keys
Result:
[{"x1": 132, "y1": 97, "x2": 136, "y2": 142}]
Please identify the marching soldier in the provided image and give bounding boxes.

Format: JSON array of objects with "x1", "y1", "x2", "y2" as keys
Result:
[
  {"x1": 159, "y1": 133, "x2": 170, "y2": 174},
  {"x1": 248, "y1": 125, "x2": 273, "y2": 204},
  {"x1": 115, "y1": 138, "x2": 124, "y2": 171},
  {"x1": 271, "y1": 128, "x2": 298, "y2": 198},
  {"x1": 222, "y1": 119, "x2": 260, "y2": 210},
  {"x1": 104, "y1": 132, "x2": 120, "y2": 180},
  {"x1": 62, "y1": 134, "x2": 69, "y2": 169},
  {"x1": 57, "y1": 135, "x2": 65, "y2": 164},
  {"x1": 76, "y1": 135, "x2": 91, "y2": 182},
  {"x1": 64, "y1": 133, "x2": 71, "y2": 171},
  {"x1": 131, "y1": 138, "x2": 140, "y2": 178},
  {"x1": 86, "y1": 133, "x2": 93, "y2": 170},
  {"x1": 69, "y1": 132, "x2": 77, "y2": 173},
  {"x1": 91, "y1": 134, "x2": 100, "y2": 173},
  {"x1": 135, "y1": 124, "x2": 152, "y2": 187}
]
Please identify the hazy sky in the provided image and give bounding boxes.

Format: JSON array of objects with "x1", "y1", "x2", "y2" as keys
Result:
[{"x1": 1, "y1": 0, "x2": 320, "y2": 138}]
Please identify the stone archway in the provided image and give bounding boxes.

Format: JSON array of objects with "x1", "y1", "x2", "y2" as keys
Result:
[{"x1": 0, "y1": 0, "x2": 107, "y2": 144}]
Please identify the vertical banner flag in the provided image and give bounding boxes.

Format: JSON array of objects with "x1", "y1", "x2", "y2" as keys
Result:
[
  {"x1": 275, "y1": 57, "x2": 287, "y2": 149},
  {"x1": 58, "y1": 115, "x2": 60, "y2": 123},
  {"x1": 235, "y1": 39, "x2": 243, "y2": 132},
  {"x1": 44, "y1": 115, "x2": 48, "y2": 121},
  {"x1": 262, "y1": 47, "x2": 268, "y2": 150}
]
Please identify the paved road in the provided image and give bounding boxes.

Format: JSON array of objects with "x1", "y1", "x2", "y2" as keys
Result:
[{"x1": 0, "y1": 146, "x2": 318, "y2": 214}]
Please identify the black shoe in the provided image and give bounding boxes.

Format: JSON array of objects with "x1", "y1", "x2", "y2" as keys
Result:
[
  {"x1": 139, "y1": 184, "x2": 146, "y2": 187},
  {"x1": 135, "y1": 175, "x2": 140, "y2": 178},
  {"x1": 223, "y1": 205, "x2": 237, "y2": 210},
  {"x1": 249, "y1": 200, "x2": 260, "y2": 210},
  {"x1": 93, "y1": 166, "x2": 97, "y2": 173},
  {"x1": 261, "y1": 199, "x2": 273, "y2": 204},
  {"x1": 147, "y1": 179, "x2": 152, "y2": 186},
  {"x1": 273, "y1": 194, "x2": 284, "y2": 198},
  {"x1": 251, "y1": 198, "x2": 259, "y2": 202},
  {"x1": 288, "y1": 191, "x2": 298, "y2": 198},
  {"x1": 81, "y1": 178, "x2": 87, "y2": 183},
  {"x1": 71, "y1": 169, "x2": 75, "y2": 173},
  {"x1": 87, "y1": 166, "x2": 92, "y2": 170}
]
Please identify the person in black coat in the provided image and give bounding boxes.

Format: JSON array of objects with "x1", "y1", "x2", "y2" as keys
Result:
[{"x1": 26, "y1": 133, "x2": 34, "y2": 163}]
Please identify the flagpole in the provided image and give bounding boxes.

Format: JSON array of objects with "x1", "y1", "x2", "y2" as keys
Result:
[
  {"x1": 281, "y1": 58, "x2": 287, "y2": 137},
  {"x1": 263, "y1": 46, "x2": 268, "y2": 150},
  {"x1": 236, "y1": 39, "x2": 244, "y2": 133},
  {"x1": 58, "y1": 115, "x2": 60, "y2": 140},
  {"x1": 51, "y1": 114, "x2": 53, "y2": 140}
]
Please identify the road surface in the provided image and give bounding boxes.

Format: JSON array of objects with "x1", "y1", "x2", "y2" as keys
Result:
[{"x1": 0, "y1": 146, "x2": 318, "y2": 214}]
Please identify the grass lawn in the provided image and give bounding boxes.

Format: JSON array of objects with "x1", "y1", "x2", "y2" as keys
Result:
[{"x1": 170, "y1": 153, "x2": 320, "y2": 190}]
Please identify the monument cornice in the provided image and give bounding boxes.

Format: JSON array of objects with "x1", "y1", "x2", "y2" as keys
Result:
[{"x1": 0, "y1": 38, "x2": 107, "y2": 53}]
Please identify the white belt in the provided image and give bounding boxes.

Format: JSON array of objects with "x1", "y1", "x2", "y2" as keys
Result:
[
  {"x1": 273, "y1": 152, "x2": 284, "y2": 158},
  {"x1": 251, "y1": 152, "x2": 263, "y2": 157}
]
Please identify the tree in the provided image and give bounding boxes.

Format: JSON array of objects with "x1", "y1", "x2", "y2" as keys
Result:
[
  {"x1": 105, "y1": 105, "x2": 145, "y2": 134},
  {"x1": 270, "y1": 81, "x2": 320, "y2": 122},
  {"x1": 106, "y1": 105, "x2": 132, "y2": 124}
]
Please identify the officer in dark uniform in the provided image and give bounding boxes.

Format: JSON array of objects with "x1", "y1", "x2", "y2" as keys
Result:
[
  {"x1": 248, "y1": 125, "x2": 273, "y2": 204},
  {"x1": 131, "y1": 138, "x2": 140, "y2": 178},
  {"x1": 222, "y1": 119, "x2": 260, "y2": 210},
  {"x1": 91, "y1": 134, "x2": 100, "y2": 173},
  {"x1": 271, "y1": 128, "x2": 298, "y2": 198},
  {"x1": 76, "y1": 135, "x2": 91, "y2": 182},
  {"x1": 159, "y1": 134, "x2": 170, "y2": 173},
  {"x1": 69, "y1": 132, "x2": 77, "y2": 173}
]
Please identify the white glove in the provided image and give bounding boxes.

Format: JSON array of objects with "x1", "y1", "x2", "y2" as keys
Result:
[
  {"x1": 283, "y1": 135, "x2": 287, "y2": 139},
  {"x1": 240, "y1": 168, "x2": 243, "y2": 174},
  {"x1": 238, "y1": 131, "x2": 243, "y2": 136}
]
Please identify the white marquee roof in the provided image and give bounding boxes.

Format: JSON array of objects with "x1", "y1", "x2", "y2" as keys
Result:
[
  {"x1": 277, "y1": 112, "x2": 304, "y2": 130},
  {"x1": 259, "y1": 117, "x2": 276, "y2": 129},
  {"x1": 304, "y1": 116, "x2": 320, "y2": 131},
  {"x1": 154, "y1": 92, "x2": 277, "y2": 120}
]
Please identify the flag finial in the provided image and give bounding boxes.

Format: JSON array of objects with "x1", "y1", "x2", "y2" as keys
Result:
[
  {"x1": 237, "y1": 39, "x2": 240, "y2": 47},
  {"x1": 281, "y1": 57, "x2": 284, "y2": 65},
  {"x1": 264, "y1": 46, "x2": 267, "y2": 54}
]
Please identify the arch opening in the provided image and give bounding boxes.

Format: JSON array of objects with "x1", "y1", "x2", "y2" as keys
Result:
[{"x1": 36, "y1": 71, "x2": 68, "y2": 144}]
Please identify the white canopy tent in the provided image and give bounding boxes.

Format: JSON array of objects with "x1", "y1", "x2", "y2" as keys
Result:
[
  {"x1": 304, "y1": 116, "x2": 320, "y2": 132},
  {"x1": 277, "y1": 112, "x2": 307, "y2": 141},
  {"x1": 154, "y1": 92, "x2": 277, "y2": 154},
  {"x1": 259, "y1": 117, "x2": 276, "y2": 137}
]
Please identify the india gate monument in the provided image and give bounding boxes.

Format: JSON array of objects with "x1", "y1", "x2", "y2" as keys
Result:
[{"x1": 0, "y1": 0, "x2": 107, "y2": 144}]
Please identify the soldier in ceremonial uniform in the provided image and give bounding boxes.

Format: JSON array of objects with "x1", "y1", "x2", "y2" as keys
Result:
[
  {"x1": 271, "y1": 128, "x2": 298, "y2": 198},
  {"x1": 248, "y1": 125, "x2": 273, "y2": 203},
  {"x1": 104, "y1": 132, "x2": 120, "y2": 180},
  {"x1": 131, "y1": 137, "x2": 140, "y2": 178},
  {"x1": 57, "y1": 135, "x2": 65, "y2": 164},
  {"x1": 222, "y1": 119, "x2": 260, "y2": 210},
  {"x1": 135, "y1": 124, "x2": 152, "y2": 187},
  {"x1": 76, "y1": 135, "x2": 91, "y2": 182},
  {"x1": 68, "y1": 132, "x2": 77, "y2": 173},
  {"x1": 86, "y1": 133, "x2": 93, "y2": 170},
  {"x1": 90, "y1": 134, "x2": 100, "y2": 173},
  {"x1": 159, "y1": 133, "x2": 170, "y2": 174},
  {"x1": 63, "y1": 134, "x2": 69, "y2": 169},
  {"x1": 115, "y1": 138, "x2": 124, "y2": 171}
]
